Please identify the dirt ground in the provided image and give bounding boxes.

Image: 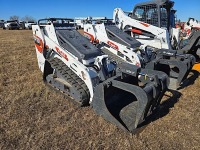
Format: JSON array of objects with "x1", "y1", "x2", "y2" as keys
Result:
[{"x1": 0, "y1": 29, "x2": 200, "y2": 150}]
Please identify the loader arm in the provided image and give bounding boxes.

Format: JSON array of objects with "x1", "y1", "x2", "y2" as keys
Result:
[{"x1": 113, "y1": 8, "x2": 171, "y2": 49}]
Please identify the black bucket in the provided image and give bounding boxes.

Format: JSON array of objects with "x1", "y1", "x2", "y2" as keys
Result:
[{"x1": 91, "y1": 73, "x2": 166, "y2": 132}]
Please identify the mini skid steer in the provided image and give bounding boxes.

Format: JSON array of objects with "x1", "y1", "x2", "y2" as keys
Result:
[
  {"x1": 83, "y1": 19, "x2": 195, "y2": 89},
  {"x1": 32, "y1": 18, "x2": 169, "y2": 133}
]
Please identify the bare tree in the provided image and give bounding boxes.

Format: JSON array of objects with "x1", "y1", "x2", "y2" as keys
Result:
[
  {"x1": 21, "y1": 16, "x2": 36, "y2": 22},
  {"x1": 9, "y1": 15, "x2": 19, "y2": 21}
]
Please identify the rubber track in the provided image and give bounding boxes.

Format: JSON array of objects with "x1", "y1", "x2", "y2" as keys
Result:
[
  {"x1": 101, "y1": 48, "x2": 125, "y2": 64},
  {"x1": 48, "y1": 58, "x2": 90, "y2": 106}
]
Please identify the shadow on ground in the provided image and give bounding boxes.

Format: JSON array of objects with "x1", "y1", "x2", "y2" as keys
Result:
[
  {"x1": 178, "y1": 70, "x2": 199, "y2": 90},
  {"x1": 136, "y1": 90, "x2": 182, "y2": 134}
]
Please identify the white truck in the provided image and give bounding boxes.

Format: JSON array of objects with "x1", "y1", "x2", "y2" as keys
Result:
[{"x1": 3, "y1": 20, "x2": 20, "y2": 30}]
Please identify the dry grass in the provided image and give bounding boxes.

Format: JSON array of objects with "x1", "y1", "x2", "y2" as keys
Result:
[{"x1": 0, "y1": 29, "x2": 200, "y2": 150}]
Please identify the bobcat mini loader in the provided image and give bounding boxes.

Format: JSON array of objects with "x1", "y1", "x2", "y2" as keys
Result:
[
  {"x1": 83, "y1": 19, "x2": 195, "y2": 89},
  {"x1": 113, "y1": 0, "x2": 200, "y2": 58},
  {"x1": 32, "y1": 18, "x2": 169, "y2": 133}
]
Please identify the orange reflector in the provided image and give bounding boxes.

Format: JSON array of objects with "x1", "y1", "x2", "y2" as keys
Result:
[
  {"x1": 192, "y1": 63, "x2": 200, "y2": 72},
  {"x1": 131, "y1": 29, "x2": 142, "y2": 34},
  {"x1": 140, "y1": 22, "x2": 150, "y2": 27}
]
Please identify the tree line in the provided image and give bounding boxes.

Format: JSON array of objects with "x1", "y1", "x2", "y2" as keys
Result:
[{"x1": 9, "y1": 15, "x2": 36, "y2": 22}]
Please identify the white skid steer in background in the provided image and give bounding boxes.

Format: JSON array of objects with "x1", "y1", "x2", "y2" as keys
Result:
[
  {"x1": 113, "y1": 8, "x2": 177, "y2": 50},
  {"x1": 180, "y1": 18, "x2": 200, "y2": 57},
  {"x1": 113, "y1": 0, "x2": 200, "y2": 59},
  {"x1": 186, "y1": 18, "x2": 200, "y2": 33},
  {"x1": 84, "y1": 19, "x2": 142, "y2": 67},
  {"x1": 84, "y1": 19, "x2": 195, "y2": 89}
]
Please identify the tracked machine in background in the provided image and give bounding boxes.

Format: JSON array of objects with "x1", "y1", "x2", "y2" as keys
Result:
[
  {"x1": 113, "y1": 5, "x2": 177, "y2": 49},
  {"x1": 84, "y1": 19, "x2": 195, "y2": 89},
  {"x1": 178, "y1": 18, "x2": 200, "y2": 58},
  {"x1": 32, "y1": 18, "x2": 169, "y2": 132},
  {"x1": 113, "y1": 0, "x2": 200, "y2": 58},
  {"x1": 84, "y1": 19, "x2": 142, "y2": 67},
  {"x1": 178, "y1": 18, "x2": 200, "y2": 40},
  {"x1": 181, "y1": 18, "x2": 200, "y2": 39}
]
